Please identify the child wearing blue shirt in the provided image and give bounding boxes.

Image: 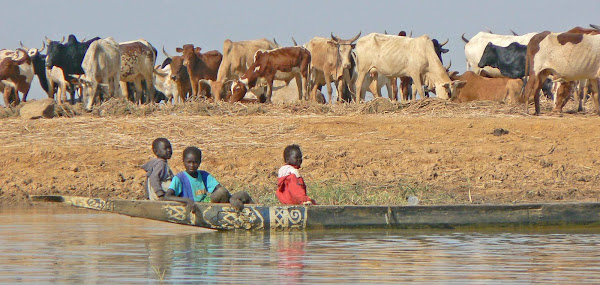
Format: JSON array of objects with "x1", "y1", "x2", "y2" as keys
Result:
[{"x1": 164, "y1": 146, "x2": 254, "y2": 212}]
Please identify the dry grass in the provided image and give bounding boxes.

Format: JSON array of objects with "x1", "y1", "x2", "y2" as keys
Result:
[{"x1": 6, "y1": 95, "x2": 595, "y2": 120}]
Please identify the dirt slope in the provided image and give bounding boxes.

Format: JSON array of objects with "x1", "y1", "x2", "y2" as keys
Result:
[{"x1": 1, "y1": 98, "x2": 599, "y2": 206}]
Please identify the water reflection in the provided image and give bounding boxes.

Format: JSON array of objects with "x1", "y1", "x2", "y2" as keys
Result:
[{"x1": 1, "y1": 206, "x2": 600, "y2": 283}]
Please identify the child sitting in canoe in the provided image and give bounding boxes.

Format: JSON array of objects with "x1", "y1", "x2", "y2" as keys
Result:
[
  {"x1": 142, "y1": 138, "x2": 174, "y2": 201},
  {"x1": 277, "y1": 144, "x2": 317, "y2": 205},
  {"x1": 164, "y1": 146, "x2": 254, "y2": 212}
]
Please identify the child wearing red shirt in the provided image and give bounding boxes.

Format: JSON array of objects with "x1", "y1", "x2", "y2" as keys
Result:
[{"x1": 276, "y1": 144, "x2": 316, "y2": 205}]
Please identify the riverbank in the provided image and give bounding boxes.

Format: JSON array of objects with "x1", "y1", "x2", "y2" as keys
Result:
[{"x1": 2, "y1": 98, "x2": 599, "y2": 206}]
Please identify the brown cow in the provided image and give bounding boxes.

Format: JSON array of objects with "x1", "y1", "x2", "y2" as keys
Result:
[
  {"x1": 176, "y1": 44, "x2": 222, "y2": 99},
  {"x1": 0, "y1": 49, "x2": 33, "y2": 106},
  {"x1": 162, "y1": 49, "x2": 192, "y2": 103},
  {"x1": 230, "y1": 47, "x2": 311, "y2": 103},
  {"x1": 449, "y1": 71, "x2": 523, "y2": 103},
  {"x1": 211, "y1": 38, "x2": 279, "y2": 101}
]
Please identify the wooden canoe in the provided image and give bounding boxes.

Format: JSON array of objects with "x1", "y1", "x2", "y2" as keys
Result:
[{"x1": 31, "y1": 195, "x2": 600, "y2": 230}]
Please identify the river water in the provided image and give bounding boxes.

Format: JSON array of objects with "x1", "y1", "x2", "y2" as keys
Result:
[{"x1": 1, "y1": 206, "x2": 600, "y2": 284}]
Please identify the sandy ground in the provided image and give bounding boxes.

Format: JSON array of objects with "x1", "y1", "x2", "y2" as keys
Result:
[{"x1": 1, "y1": 98, "x2": 600, "y2": 206}]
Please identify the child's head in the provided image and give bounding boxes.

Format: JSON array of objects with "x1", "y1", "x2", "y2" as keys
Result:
[
  {"x1": 152, "y1": 138, "x2": 172, "y2": 160},
  {"x1": 182, "y1": 146, "x2": 203, "y2": 175},
  {"x1": 284, "y1": 144, "x2": 302, "y2": 168}
]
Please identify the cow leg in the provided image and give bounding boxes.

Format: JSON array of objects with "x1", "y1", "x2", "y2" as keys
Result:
[
  {"x1": 589, "y1": 78, "x2": 600, "y2": 115},
  {"x1": 384, "y1": 77, "x2": 393, "y2": 101},
  {"x1": 47, "y1": 78, "x2": 56, "y2": 100},
  {"x1": 354, "y1": 71, "x2": 368, "y2": 103},
  {"x1": 400, "y1": 77, "x2": 411, "y2": 101},
  {"x1": 3, "y1": 86, "x2": 13, "y2": 107},
  {"x1": 368, "y1": 71, "x2": 380, "y2": 98},
  {"x1": 145, "y1": 75, "x2": 155, "y2": 104},
  {"x1": 390, "y1": 77, "x2": 398, "y2": 101},
  {"x1": 523, "y1": 73, "x2": 543, "y2": 115},
  {"x1": 134, "y1": 79, "x2": 144, "y2": 104},
  {"x1": 266, "y1": 80, "x2": 274, "y2": 103},
  {"x1": 294, "y1": 74, "x2": 303, "y2": 101},
  {"x1": 412, "y1": 76, "x2": 426, "y2": 100},
  {"x1": 324, "y1": 76, "x2": 334, "y2": 103},
  {"x1": 120, "y1": 81, "x2": 129, "y2": 102},
  {"x1": 19, "y1": 83, "x2": 30, "y2": 105}
]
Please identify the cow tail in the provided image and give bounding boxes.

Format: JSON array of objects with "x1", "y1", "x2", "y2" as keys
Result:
[
  {"x1": 521, "y1": 47, "x2": 530, "y2": 101},
  {"x1": 348, "y1": 51, "x2": 358, "y2": 96}
]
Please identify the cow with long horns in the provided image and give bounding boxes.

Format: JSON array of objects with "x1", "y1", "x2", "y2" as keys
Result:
[{"x1": 304, "y1": 32, "x2": 360, "y2": 102}]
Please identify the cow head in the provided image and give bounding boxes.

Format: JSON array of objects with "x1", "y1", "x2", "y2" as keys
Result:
[
  {"x1": 329, "y1": 32, "x2": 361, "y2": 70},
  {"x1": 477, "y1": 42, "x2": 498, "y2": 69},
  {"x1": 431, "y1": 38, "x2": 449, "y2": 63},
  {"x1": 230, "y1": 80, "x2": 248, "y2": 102},
  {"x1": 163, "y1": 47, "x2": 187, "y2": 82},
  {"x1": 177, "y1": 44, "x2": 202, "y2": 68}
]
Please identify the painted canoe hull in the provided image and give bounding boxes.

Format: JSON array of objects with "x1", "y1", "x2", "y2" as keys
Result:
[{"x1": 31, "y1": 195, "x2": 600, "y2": 230}]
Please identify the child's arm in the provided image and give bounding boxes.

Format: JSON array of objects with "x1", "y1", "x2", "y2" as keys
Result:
[
  {"x1": 163, "y1": 188, "x2": 197, "y2": 213},
  {"x1": 284, "y1": 174, "x2": 315, "y2": 204}
]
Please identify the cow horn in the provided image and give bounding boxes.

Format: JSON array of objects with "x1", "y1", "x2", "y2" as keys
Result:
[
  {"x1": 291, "y1": 37, "x2": 298, "y2": 46},
  {"x1": 440, "y1": 38, "x2": 449, "y2": 46},
  {"x1": 81, "y1": 37, "x2": 87, "y2": 42},
  {"x1": 331, "y1": 33, "x2": 340, "y2": 42},
  {"x1": 153, "y1": 67, "x2": 169, "y2": 76},
  {"x1": 485, "y1": 27, "x2": 493, "y2": 34},
  {"x1": 45, "y1": 36, "x2": 52, "y2": 44},
  {"x1": 510, "y1": 29, "x2": 519, "y2": 36},
  {"x1": 40, "y1": 41, "x2": 46, "y2": 52},
  {"x1": 273, "y1": 38, "x2": 279, "y2": 46},
  {"x1": 19, "y1": 41, "x2": 29, "y2": 51},
  {"x1": 162, "y1": 46, "x2": 172, "y2": 59},
  {"x1": 590, "y1": 24, "x2": 600, "y2": 30},
  {"x1": 408, "y1": 30, "x2": 413, "y2": 37},
  {"x1": 60, "y1": 36, "x2": 65, "y2": 43},
  {"x1": 461, "y1": 33, "x2": 469, "y2": 43},
  {"x1": 444, "y1": 60, "x2": 452, "y2": 71},
  {"x1": 348, "y1": 31, "x2": 361, "y2": 43}
]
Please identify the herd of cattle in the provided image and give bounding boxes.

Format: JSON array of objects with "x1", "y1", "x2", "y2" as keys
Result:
[{"x1": 2, "y1": 25, "x2": 600, "y2": 114}]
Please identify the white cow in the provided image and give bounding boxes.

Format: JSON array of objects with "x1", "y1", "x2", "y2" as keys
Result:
[
  {"x1": 78, "y1": 37, "x2": 121, "y2": 111},
  {"x1": 153, "y1": 64, "x2": 178, "y2": 104},
  {"x1": 354, "y1": 33, "x2": 454, "y2": 101},
  {"x1": 462, "y1": 32, "x2": 537, "y2": 77},
  {"x1": 119, "y1": 39, "x2": 156, "y2": 104}
]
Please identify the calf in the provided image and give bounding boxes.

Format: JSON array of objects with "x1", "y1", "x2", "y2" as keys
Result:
[
  {"x1": 176, "y1": 44, "x2": 222, "y2": 99},
  {"x1": 230, "y1": 47, "x2": 311, "y2": 103},
  {"x1": 449, "y1": 71, "x2": 524, "y2": 104}
]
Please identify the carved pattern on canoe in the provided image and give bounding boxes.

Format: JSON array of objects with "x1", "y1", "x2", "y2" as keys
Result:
[
  {"x1": 162, "y1": 205, "x2": 188, "y2": 222},
  {"x1": 270, "y1": 207, "x2": 306, "y2": 229},
  {"x1": 203, "y1": 206, "x2": 264, "y2": 230},
  {"x1": 65, "y1": 196, "x2": 113, "y2": 211}
]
